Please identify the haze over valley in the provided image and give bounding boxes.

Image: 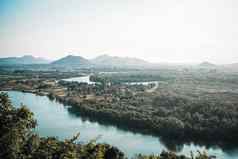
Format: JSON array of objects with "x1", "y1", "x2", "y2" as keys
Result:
[{"x1": 1, "y1": 0, "x2": 238, "y2": 159}]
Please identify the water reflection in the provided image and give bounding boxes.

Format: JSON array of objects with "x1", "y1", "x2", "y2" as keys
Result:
[
  {"x1": 66, "y1": 104, "x2": 238, "y2": 154},
  {"x1": 62, "y1": 76, "x2": 95, "y2": 85},
  {"x1": 5, "y1": 91, "x2": 238, "y2": 159}
]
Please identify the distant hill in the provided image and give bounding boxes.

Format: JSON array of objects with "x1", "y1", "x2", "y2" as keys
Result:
[
  {"x1": 0, "y1": 55, "x2": 50, "y2": 65},
  {"x1": 51, "y1": 55, "x2": 92, "y2": 67},
  {"x1": 91, "y1": 54, "x2": 151, "y2": 68},
  {"x1": 198, "y1": 61, "x2": 216, "y2": 67},
  {"x1": 224, "y1": 63, "x2": 238, "y2": 70}
]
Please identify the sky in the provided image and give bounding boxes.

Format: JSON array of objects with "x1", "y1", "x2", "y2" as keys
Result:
[{"x1": 0, "y1": 0, "x2": 238, "y2": 64}]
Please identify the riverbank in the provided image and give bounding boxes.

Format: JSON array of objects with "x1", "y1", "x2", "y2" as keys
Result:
[
  {"x1": 1, "y1": 80, "x2": 236, "y2": 147},
  {"x1": 51, "y1": 91, "x2": 238, "y2": 145},
  {"x1": 2, "y1": 91, "x2": 221, "y2": 159},
  {"x1": 1, "y1": 70, "x2": 238, "y2": 150}
]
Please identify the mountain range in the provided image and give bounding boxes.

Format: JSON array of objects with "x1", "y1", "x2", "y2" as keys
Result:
[
  {"x1": 91, "y1": 54, "x2": 151, "y2": 68},
  {"x1": 50, "y1": 54, "x2": 151, "y2": 68},
  {"x1": 0, "y1": 54, "x2": 237, "y2": 70},
  {"x1": 0, "y1": 55, "x2": 50, "y2": 65},
  {"x1": 0, "y1": 54, "x2": 151, "y2": 68}
]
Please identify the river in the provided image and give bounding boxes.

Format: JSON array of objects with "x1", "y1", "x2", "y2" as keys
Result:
[
  {"x1": 62, "y1": 75, "x2": 96, "y2": 85},
  {"x1": 62, "y1": 75, "x2": 158, "y2": 86},
  {"x1": 5, "y1": 91, "x2": 238, "y2": 159}
]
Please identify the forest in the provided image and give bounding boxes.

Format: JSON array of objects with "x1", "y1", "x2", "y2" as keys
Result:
[
  {"x1": 1, "y1": 67, "x2": 238, "y2": 158},
  {"x1": 0, "y1": 92, "x2": 213, "y2": 159},
  {"x1": 60, "y1": 69, "x2": 238, "y2": 145},
  {"x1": 1, "y1": 68, "x2": 238, "y2": 146}
]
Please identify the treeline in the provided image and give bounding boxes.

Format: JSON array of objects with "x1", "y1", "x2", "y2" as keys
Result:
[
  {"x1": 53, "y1": 89, "x2": 238, "y2": 145},
  {"x1": 84, "y1": 72, "x2": 238, "y2": 143},
  {"x1": 0, "y1": 92, "x2": 213, "y2": 159},
  {"x1": 0, "y1": 69, "x2": 82, "y2": 80},
  {"x1": 90, "y1": 72, "x2": 174, "y2": 84},
  {"x1": 151, "y1": 94, "x2": 238, "y2": 141}
]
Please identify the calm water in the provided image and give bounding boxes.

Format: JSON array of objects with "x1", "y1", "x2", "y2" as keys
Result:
[
  {"x1": 125, "y1": 81, "x2": 158, "y2": 85},
  {"x1": 5, "y1": 91, "x2": 238, "y2": 159},
  {"x1": 62, "y1": 76, "x2": 96, "y2": 85},
  {"x1": 63, "y1": 76, "x2": 157, "y2": 86}
]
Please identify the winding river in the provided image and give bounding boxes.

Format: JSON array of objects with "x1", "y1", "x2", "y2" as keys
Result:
[{"x1": 4, "y1": 90, "x2": 238, "y2": 159}]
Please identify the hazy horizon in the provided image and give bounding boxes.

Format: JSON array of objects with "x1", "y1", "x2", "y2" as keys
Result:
[
  {"x1": 0, "y1": 53, "x2": 237, "y2": 65},
  {"x1": 0, "y1": 0, "x2": 238, "y2": 64}
]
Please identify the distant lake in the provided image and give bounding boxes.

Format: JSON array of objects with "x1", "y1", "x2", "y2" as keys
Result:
[
  {"x1": 125, "y1": 81, "x2": 158, "y2": 85},
  {"x1": 5, "y1": 91, "x2": 238, "y2": 159},
  {"x1": 62, "y1": 76, "x2": 96, "y2": 84},
  {"x1": 63, "y1": 75, "x2": 158, "y2": 86}
]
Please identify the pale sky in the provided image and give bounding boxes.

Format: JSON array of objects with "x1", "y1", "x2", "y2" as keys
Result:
[{"x1": 0, "y1": 0, "x2": 238, "y2": 64}]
